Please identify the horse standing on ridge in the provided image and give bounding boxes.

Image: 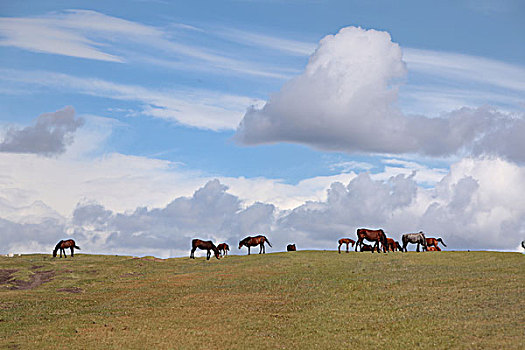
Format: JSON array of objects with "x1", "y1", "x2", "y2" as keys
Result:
[
  {"x1": 338, "y1": 238, "x2": 355, "y2": 253},
  {"x1": 402, "y1": 232, "x2": 428, "y2": 252},
  {"x1": 190, "y1": 239, "x2": 220, "y2": 260},
  {"x1": 287, "y1": 244, "x2": 296, "y2": 251},
  {"x1": 238, "y1": 235, "x2": 272, "y2": 255},
  {"x1": 426, "y1": 237, "x2": 447, "y2": 250},
  {"x1": 355, "y1": 228, "x2": 388, "y2": 253},
  {"x1": 53, "y1": 239, "x2": 80, "y2": 258}
]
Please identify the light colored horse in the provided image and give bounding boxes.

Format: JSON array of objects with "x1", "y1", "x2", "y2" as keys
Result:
[{"x1": 402, "y1": 232, "x2": 427, "y2": 252}]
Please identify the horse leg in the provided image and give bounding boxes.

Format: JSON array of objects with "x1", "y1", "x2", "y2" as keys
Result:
[
  {"x1": 416, "y1": 243, "x2": 420, "y2": 252},
  {"x1": 71, "y1": 247, "x2": 74, "y2": 257},
  {"x1": 248, "y1": 246, "x2": 251, "y2": 255},
  {"x1": 190, "y1": 247, "x2": 196, "y2": 259},
  {"x1": 338, "y1": 243, "x2": 341, "y2": 254},
  {"x1": 355, "y1": 239, "x2": 360, "y2": 252},
  {"x1": 346, "y1": 243, "x2": 349, "y2": 253},
  {"x1": 207, "y1": 250, "x2": 211, "y2": 260}
]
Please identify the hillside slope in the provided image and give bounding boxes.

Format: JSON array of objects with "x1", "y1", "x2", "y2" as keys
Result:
[{"x1": 1, "y1": 251, "x2": 523, "y2": 349}]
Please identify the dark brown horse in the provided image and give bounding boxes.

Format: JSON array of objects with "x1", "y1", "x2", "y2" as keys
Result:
[
  {"x1": 355, "y1": 228, "x2": 388, "y2": 253},
  {"x1": 360, "y1": 243, "x2": 375, "y2": 252},
  {"x1": 287, "y1": 244, "x2": 296, "y2": 251},
  {"x1": 395, "y1": 241, "x2": 402, "y2": 251},
  {"x1": 426, "y1": 237, "x2": 446, "y2": 250},
  {"x1": 238, "y1": 235, "x2": 272, "y2": 255},
  {"x1": 217, "y1": 243, "x2": 230, "y2": 257},
  {"x1": 190, "y1": 239, "x2": 220, "y2": 260},
  {"x1": 53, "y1": 239, "x2": 80, "y2": 258},
  {"x1": 338, "y1": 238, "x2": 355, "y2": 253}
]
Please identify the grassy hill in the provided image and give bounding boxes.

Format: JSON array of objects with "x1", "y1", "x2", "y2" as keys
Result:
[{"x1": 1, "y1": 251, "x2": 523, "y2": 349}]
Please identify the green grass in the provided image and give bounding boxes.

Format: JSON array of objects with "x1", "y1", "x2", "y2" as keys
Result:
[{"x1": 1, "y1": 251, "x2": 523, "y2": 349}]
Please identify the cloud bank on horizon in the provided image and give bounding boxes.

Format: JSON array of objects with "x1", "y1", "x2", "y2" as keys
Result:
[{"x1": 1, "y1": 12, "x2": 524, "y2": 255}]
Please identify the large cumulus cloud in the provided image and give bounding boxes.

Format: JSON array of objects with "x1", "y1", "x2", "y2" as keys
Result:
[
  {"x1": 235, "y1": 27, "x2": 525, "y2": 163},
  {"x1": 2, "y1": 157, "x2": 524, "y2": 256}
]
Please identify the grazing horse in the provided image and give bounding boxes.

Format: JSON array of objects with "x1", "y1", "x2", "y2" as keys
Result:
[
  {"x1": 360, "y1": 243, "x2": 375, "y2": 252},
  {"x1": 338, "y1": 238, "x2": 355, "y2": 253},
  {"x1": 287, "y1": 244, "x2": 296, "y2": 251},
  {"x1": 427, "y1": 246, "x2": 439, "y2": 251},
  {"x1": 190, "y1": 239, "x2": 220, "y2": 260},
  {"x1": 238, "y1": 235, "x2": 272, "y2": 255},
  {"x1": 426, "y1": 237, "x2": 447, "y2": 250},
  {"x1": 355, "y1": 228, "x2": 388, "y2": 253},
  {"x1": 402, "y1": 232, "x2": 427, "y2": 252},
  {"x1": 217, "y1": 243, "x2": 230, "y2": 257},
  {"x1": 386, "y1": 238, "x2": 400, "y2": 252},
  {"x1": 53, "y1": 239, "x2": 80, "y2": 258},
  {"x1": 395, "y1": 241, "x2": 402, "y2": 251}
]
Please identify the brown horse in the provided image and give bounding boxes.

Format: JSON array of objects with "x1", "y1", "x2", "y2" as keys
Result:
[
  {"x1": 238, "y1": 235, "x2": 272, "y2": 255},
  {"x1": 426, "y1": 237, "x2": 447, "y2": 250},
  {"x1": 360, "y1": 243, "x2": 375, "y2": 252},
  {"x1": 355, "y1": 228, "x2": 388, "y2": 253},
  {"x1": 53, "y1": 239, "x2": 80, "y2": 258},
  {"x1": 386, "y1": 238, "x2": 397, "y2": 252},
  {"x1": 338, "y1": 238, "x2": 355, "y2": 253},
  {"x1": 190, "y1": 239, "x2": 220, "y2": 260},
  {"x1": 217, "y1": 243, "x2": 230, "y2": 257},
  {"x1": 287, "y1": 244, "x2": 296, "y2": 251},
  {"x1": 427, "y1": 246, "x2": 439, "y2": 251}
]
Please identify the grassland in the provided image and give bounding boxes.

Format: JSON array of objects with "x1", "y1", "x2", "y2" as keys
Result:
[{"x1": 1, "y1": 251, "x2": 523, "y2": 349}]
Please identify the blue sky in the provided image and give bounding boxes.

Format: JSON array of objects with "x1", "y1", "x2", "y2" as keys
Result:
[{"x1": 1, "y1": 1, "x2": 524, "y2": 256}]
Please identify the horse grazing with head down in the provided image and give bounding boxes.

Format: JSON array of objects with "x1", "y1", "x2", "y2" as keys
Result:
[
  {"x1": 338, "y1": 238, "x2": 355, "y2": 253},
  {"x1": 217, "y1": 243, "x2": 230, "y2": 257},
  {"x1": 355, "y1": 228, "x2": 388, "y2": 253},
  {"x1": 53, "y1": 239, "x2": 80, "y2": 258},
  {"x1": 238, "y1": 235, "x2": 272, "y2": 255},
  {"x1": 426, "y1": 237, "x2": 447, "y2": 250},
  {"x1": 402, "y1": 232, "x2": 427, "y2": 252},
  {"x1": 386, "y1": 238, "x2": 399, "y2": 252},
  {"x1": 287, "y1": 244, "x2": 296, "y2": 251},
  {"x1": 427, "y1": 246, "x2": 439, "y2": 251},
  {"x1": 190, "y1": 239, "x2": 220, "y2": 260}
]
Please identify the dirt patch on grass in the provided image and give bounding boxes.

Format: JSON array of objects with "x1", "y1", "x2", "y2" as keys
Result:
[
  {"x1": 3, "y1": 270, "x2": 56, "y2": 290},
  {"x1": 0, "y1": 269, "x2": 18, "y2": 284},
  {"x1": 57, "y1": 287, "x2": 83, "y2": 293}
]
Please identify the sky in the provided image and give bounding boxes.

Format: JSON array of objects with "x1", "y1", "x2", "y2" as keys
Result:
[{"x1": 1, "y1": 0, "x2": 524, "y2": 257}]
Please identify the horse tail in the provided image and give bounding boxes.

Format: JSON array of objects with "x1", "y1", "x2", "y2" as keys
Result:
[
  {"x1": 74, "y1": 245, "x2": 80, "y2": 250},
  {"x1": 265, "y1": 236, "x2": 272, "y2": 247},
  {"x1": 437, "y1": 238, "x2": 447, "y2": 247}
]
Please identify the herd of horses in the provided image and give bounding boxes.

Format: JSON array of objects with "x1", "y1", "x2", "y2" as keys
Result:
[
  {"x1": 338, "y1": 229, "x2": 446, "y2": 253},
  {"x1": 51, "y1": 229, "x2": 447, "y2": 260}
]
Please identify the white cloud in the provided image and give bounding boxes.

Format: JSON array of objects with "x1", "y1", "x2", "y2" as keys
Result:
[
  {"x1": 1, "y1": 69, "x2": 263, "y2": 130},
  {"x1": 0, "y1": 10, "x2": 293, "y2": 79},
  {"x1": 235, "y1": 27, "x2": 525, "y2": 163}
]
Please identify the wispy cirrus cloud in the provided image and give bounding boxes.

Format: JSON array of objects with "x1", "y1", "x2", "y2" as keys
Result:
[
  {"x1": 1, "y1": 68, "x2": 264, "y2": 131},
  {"x1": 0, "y1": 10, "x2": 294, "y2": 79}
]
